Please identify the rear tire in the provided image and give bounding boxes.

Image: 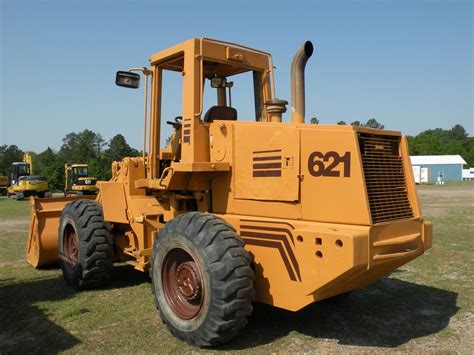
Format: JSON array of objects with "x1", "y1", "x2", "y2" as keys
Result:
[
  {"x1": 58, "y1": 200, "x2": 113, "y2": 289},
  {"x1": 151, "y1": 212, "x2": 255, "y2": 347}
]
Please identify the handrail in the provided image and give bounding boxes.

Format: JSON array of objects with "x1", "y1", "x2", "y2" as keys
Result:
[
  {"x1": 158, "y1": 167, "x2": 174, "y2": 187},
  {"x1": 373, "y1": 245, "x2": 423, "y2": 260}
]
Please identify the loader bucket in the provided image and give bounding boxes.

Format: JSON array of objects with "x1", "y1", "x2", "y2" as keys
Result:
[{"x1": 27, "y1": 195, "x2": 96, "y2": 268}]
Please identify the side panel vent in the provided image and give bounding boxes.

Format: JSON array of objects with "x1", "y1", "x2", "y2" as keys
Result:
[{"x1": 358, "y1": 133, "x2": 413, "y2": 224}]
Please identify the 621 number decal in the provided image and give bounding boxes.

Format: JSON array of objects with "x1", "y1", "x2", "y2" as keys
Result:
[{"x1": 308, "y1": 151, "x2": 351, "y2": 177}]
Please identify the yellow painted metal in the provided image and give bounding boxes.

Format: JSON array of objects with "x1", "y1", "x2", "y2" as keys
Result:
[
  {"x1": 0, "y1": 173, "x2": 8, "y2": 195},
  {"x1": 26, "y1": 195, "x2": 96, "y2": 267},
  {"x1": 8, "y1": 179, "x2": 48, "y2": 195},
  {"x1": 27, "y1": 38, "x2": 432, "y2": 312},
  {"x1": 7, "y1": 152, "x2": 49, "y2": 196},
  {"x1": 23, "y1": 153, "x2": 33, "y2": 173},
  {"x1": 216, "y1": 214, "x2": 431, "y2": 311},
  {"x1": 64, "y1": 163, "x2": 98, "y2": 195},
  {"x1": 233, "y1": 124, "x2": 300, "y2": 201},
  {"x1": 299, "y1": 126, "x2": 372, "y2": 224},
  {"x1": 98, "y1": 181, "x2": 128, "y2": 223}
]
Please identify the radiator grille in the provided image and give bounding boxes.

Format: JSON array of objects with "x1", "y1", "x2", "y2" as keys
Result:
[{"x1": 359, "y1": 133, "x2": 413, "y2": 224}]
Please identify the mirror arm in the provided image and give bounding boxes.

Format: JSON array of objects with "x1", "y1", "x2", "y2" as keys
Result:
[
  {"x1": 129, "y1": 67, "x2": 153, "y2": 76},
  {"x1": 128, "y1": 67, "x2": 153, "y2": 166}
]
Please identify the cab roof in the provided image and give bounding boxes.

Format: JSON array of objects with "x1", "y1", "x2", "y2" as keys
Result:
[{"x1": 148, "y1": 38, "x2": 273, "y2": 77}]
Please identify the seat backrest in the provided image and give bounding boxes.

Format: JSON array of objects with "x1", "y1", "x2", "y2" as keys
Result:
[{"x1": 203, "y1": 106, "x2": 237, "y2": 123}]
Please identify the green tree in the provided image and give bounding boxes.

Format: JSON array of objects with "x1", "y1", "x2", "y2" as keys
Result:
[
  {"x1": 106, "y1": 134, "x2": 139, "y2": 163},
  {"x1": 36, "y1": 147, "x2": 57, "y2": 170},
  {"x1": 309, "y1": 117, "x2": 319, "y2": 124},
  {"x1": 56, "y1": 130, "x2": 108, "y2": 185},
  {"x1": 448, "y1": 124, "x2": 468, "y2": 142},
  {"x1": 59, "y1": 129, "x2": 105, "y2": 163},
  {"x1": 467, "y1": 145, "x2": 474, "y2": 167},
  {"x1": 336, "y1": 121, "x2": 347, "y2": 125},
  {"x1": 408, "y1": 125, "x2": 473, "y2": 166},
  {"x1": 87, "y1": 156, "x2": 111, "y2": 181},
  {"x1": 99, "y1": 134, "x2": 140, "y2": 180},
  {"x1": 0, "y1": 145, "x2": 24, "y2": 178},
  {"x1": 365, "y1": 118, "x2": 384, "y2": 129},
  {"x1": 350, "y1": 118, "x2": 384, "y2": 129},
  {"x1": 412, "y1": 133, "x2": 443, "y2": 155},
  {"x1": 35, "y1": 148, "x2": 64, "y2": 191},
  {"x1": 407, "y1": 136, "x2": 416, "y2": 155},
  {"x1": 444, "y1": 140, "x2": 467, "y2": 156}
]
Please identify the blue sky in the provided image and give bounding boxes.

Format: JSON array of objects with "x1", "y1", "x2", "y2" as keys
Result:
[{"x1": 1, "y1": 0, "x2": 472, "y2": 152}]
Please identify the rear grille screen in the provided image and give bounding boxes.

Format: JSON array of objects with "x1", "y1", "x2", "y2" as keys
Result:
[{"x1": 358, "y1": 133, "x2": 413, "y2": 224}]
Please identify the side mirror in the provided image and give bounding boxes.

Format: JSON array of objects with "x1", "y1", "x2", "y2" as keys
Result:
[{"x1": 116, "y1": 71, "x2": 140, "y2": 89}]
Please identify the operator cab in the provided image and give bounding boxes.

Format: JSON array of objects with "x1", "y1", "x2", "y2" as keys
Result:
[
  {"x1": 153, "y1": 55, "x2": 265, "y2": 126},
  {"x1": 115, "y1": 38, "x2": 276, "y2": 179},
  {"x1": 11, "y1": 162, "x2": 30, "y2": 186},
  {"x1": 68, "y1": 164, "x2": 96, "y2": 186},
  {"x1": 72, "y1": 165, "x2": 88, "y2": 184}
]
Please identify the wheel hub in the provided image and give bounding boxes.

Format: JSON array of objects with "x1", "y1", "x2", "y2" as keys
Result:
[
  {"x1": 64, "y1": 229, "x2": 79, "y2": 267},
  {"x1": 176, "y1": 261, "x2": 201, "y2": 301},
  {"x1": 162, "y1": 248, "x2": 205, "y2": 320}
]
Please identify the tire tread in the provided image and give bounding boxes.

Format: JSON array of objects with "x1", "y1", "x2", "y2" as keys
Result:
[
  {"x1": 151, "y1": 212, "x2": 255, "y2": 347},
  {"x1": 59, "y1": 200, "x2": 113, "y2": 289}
]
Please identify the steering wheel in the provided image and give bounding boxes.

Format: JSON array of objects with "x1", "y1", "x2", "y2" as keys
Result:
[{"x1": 166, "y1": 116, "x2": 182, "y2": 129}]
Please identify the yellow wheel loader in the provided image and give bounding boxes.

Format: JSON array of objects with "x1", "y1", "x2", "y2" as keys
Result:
[
  {"x1": 27, "y1": 38, "x2": 432, "y2": 347},
  {"x1": 8, "y1": 153, "x2": 48, "y2": 199},
  {"x1": 64, "y1": 163, "x2": 98, "y2": 196}
]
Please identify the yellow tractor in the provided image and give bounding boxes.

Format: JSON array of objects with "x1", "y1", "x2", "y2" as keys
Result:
[
  {"x1": 8, "y1": 153, "x2": 48, "y2": 199},
  {"x1": 0, "y1": 173, "x2": 8, "y2": 196},
  {"x1": 27, "y1": 38, "x2": 432, "y2": 346},
  {"x1": 64, "y1": 163, "x2": 98, "y2": 196}
]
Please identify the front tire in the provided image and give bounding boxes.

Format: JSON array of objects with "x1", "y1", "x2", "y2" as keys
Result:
[
  {"x1": 58, "y1": 200, "x2": 113, "y2": 289},
  {"x1": 151, "y1": 212, "x2": 255, "y2": 347}
]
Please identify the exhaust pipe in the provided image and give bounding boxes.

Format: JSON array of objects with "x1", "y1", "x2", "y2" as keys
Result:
[{"x1": 290, "y1": 41, "x2": 314, "y2": 123}]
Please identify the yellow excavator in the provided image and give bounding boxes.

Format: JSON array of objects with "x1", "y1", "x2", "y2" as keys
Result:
[
  {"x1": 7, "y1": 153, "x2": 48, "y2": 199},
  {"x1": 64, "y1": 163, "x2": 98, "y2": 196}
]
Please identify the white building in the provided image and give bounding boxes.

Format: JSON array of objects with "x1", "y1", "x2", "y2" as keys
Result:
[{"x1": 410, "y1": 155, "x2": 467, "y2": 183}]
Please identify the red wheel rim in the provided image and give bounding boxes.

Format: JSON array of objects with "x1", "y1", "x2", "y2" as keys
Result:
[
  {"x1": 162, "y1": 248, "x2": 204, "y2": 320},
  {"x1": 63, "y1": 227, "x2": 79, "y2": 268}
]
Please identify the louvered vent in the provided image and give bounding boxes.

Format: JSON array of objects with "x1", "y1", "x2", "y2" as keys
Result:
[{"x1": 359, "y1": 133, "x2": 413, "y2": 224}]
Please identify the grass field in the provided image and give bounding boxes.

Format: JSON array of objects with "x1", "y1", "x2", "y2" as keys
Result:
[{"x1": 1, "y1": 182, "x2": 473, "y2": 353}]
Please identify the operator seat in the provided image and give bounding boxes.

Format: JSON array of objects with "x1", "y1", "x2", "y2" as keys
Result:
[{"x1": 203, "y1": 106, "x2": 237, "y2": 123}]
